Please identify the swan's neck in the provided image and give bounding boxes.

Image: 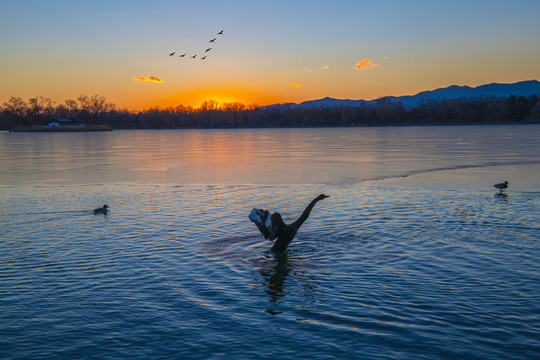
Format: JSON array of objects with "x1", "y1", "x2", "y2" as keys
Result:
[{"x1": 290, "y1": 197, "x2": 321, "y2": 230}]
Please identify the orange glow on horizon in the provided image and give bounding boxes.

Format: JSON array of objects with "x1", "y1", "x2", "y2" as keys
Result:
[{"x1": 152, "y1": 88, "x2": 283, "y2": 109}]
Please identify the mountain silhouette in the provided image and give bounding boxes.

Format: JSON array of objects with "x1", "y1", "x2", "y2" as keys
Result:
[{"x1": 266, "y1": 80, "x2": 540, "y2": 110}]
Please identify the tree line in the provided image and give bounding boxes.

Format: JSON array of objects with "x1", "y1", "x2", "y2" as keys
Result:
[
  {"x1": 1, "y1": 94, "x2": 539, "y2": 130},
  {"x1": 1, "y1": 95, "x2": 115, "y2": 128}
]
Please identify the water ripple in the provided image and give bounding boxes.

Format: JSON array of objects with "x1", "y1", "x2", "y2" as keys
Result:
[{"x1": 1, "y1": 182, "x2": 539, "y2": 359}]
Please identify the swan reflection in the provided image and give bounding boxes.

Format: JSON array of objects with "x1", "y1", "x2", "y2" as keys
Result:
[
  {"x1": 257, "y1": 250, "x2": 323, "y2": 315},
  {"x1": 259, "y1": 252, "x2": 291, "y2": 303}
]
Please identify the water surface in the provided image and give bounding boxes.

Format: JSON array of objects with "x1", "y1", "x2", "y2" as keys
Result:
[
  {"x1": 1, "y1": 126, "x2": 539, "y2": 359},
  {"x1": 1, "y1": 126, "x2": 538, "y2": 187}
]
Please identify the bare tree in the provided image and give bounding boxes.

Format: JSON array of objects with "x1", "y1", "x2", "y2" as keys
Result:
[
  {"x1": 88, "y1": 95, "x2": 115, "y2": 124},
  {"x1": 199, "y1": 100, "x2": 219, "y2": 112},
  {"x1": 65, "y1": 99, "x2": 79, "y2": 111},
  {"x1": 2, "y1": 97, "x2": 30, "y2": 125},
  {"x1": 175, "y1": 104, "x2": 195, "y2": 114},
  {"x1": 28, "y1": 96, "x2": 56, "y2": 124},
  {"x1": 71, "y1": 94, "x2": 115, "y2": 124},
  {"x1": 221, "y1": 102, "x2": 246, "y2": 112}
]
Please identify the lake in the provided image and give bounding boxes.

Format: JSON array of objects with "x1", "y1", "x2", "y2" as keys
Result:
[{"x1": 1, "y1": 125, "x2": 539, "y2": 359}]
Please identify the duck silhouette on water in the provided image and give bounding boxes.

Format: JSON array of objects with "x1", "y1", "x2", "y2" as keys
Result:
[
  {"x1": 250, "y1": 194, "x2": 329, "y2": 252},
  {"x1": 494, "y1": 181, "x2": 509, "y2": 194},
  {"x1": 93, "y1": 205, "x2": 109, "y2": 215}
]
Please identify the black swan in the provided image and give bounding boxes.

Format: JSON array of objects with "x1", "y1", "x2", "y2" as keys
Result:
[
  {"x1": 93, "y1": 205, "x2": 109, "y2": 214},
  {"x1": 249, "y1": 194, "x2": 329, "y2": 252},
  {"x1": 494, "y1": 181, "x2": 509, "y2": 194}
]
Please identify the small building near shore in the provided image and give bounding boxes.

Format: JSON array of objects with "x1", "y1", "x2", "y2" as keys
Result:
[{"x1": 47, "y1": 118, "x2": 84, "y2": 128}]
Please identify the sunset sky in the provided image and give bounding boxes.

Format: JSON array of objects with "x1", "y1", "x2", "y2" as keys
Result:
[{"x1": 1, "y1": 0, "x2": 539, "y2": 110}]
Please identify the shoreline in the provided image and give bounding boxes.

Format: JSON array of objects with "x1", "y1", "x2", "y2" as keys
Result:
[
  {"x1": 3, "y1": 121, "x2": 539, "y2": 133},
  {"x1": 111, "y1": 120, "x2": 540, "y2": 130},
  {"x1": 8, "y1": 125, "x2": 113, "y2": 132}
]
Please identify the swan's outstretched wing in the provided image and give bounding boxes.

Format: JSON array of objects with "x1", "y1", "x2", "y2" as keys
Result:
[
  {"x1": 249, "y1": 208, "x2": 270, "y2": 239},
  {"x1": 249, "y1": 208, "x2": 279, "y2": 241}
]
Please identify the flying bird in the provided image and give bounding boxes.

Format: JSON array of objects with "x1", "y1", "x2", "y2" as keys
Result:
[
  {"x1": 93, "y1": 204, "x2": 109, "y2": 215},
  {"x1": 494, "y1": 181, "x2": 509, "y2": 194},
  {"x1": 249, "y1": 194, "x2": 329, "y2": 252},
  {"x1": 171, "y1": 30, "x2": 223, "y2": 63}
]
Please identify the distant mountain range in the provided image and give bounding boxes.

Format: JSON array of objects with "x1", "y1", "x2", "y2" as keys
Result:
[{"x1": 263, "y1": 80, "x2": 540, "y2": 109}]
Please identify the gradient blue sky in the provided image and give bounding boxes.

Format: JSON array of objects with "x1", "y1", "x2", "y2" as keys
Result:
[{"x1": 1, "y1": 0, "x2": 539, "y2": 109}]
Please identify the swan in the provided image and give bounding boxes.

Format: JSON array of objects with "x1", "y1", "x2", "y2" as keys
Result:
[
  {"x1": 494, "y1": 181, "x2": 509, "y2": 194},
  {"x1": 93, "y1": 205, "x2": 109, "y2": 214},
  {"x1": 249, "y1": 194, "x2": 329, "y2": 252}
]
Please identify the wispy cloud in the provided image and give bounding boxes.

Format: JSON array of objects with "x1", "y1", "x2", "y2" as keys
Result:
[
  {"x1": 291, "y1": 83, "x2": 302, "y2": 88},
  {"x1": 304, "y1": 66, "x2": 329, "y2": 72},
  {"x1": 133, "y1": 76, "x2": 163, "y2": 83},
  {"x1": 355, "y1": 59, "x2": 379, "y2": 70}
]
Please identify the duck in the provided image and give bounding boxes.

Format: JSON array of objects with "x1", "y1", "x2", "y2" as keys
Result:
[
  {"x1": 93, "y1": 205, "x2": 109, "y2": 214},
  {"x1": 494, "y1": 181, "x2": 509, "y2": 194}
]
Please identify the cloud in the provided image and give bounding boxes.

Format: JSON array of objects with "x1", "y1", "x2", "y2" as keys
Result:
[
  {"x1": 305, "y1": 66, "x2": 329, "y2": 72},
  {"x1": 134, "y1": 76, "x2": 163, "y2": 83},
  {"x1": 291, "y1": 83, "x2": 302, "y2": 88},
  {"x1": 355, "y1": 59, "x2": 379, "y2": 70}
]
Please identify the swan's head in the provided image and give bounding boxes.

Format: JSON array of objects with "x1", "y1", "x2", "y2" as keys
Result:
[{"x1": 316, "y1": 194, "x2": 330, "y2": 201}]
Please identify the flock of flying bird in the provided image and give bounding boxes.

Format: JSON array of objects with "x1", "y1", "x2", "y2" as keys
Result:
[{"x1": 169, "y1": 30, "x2": 224, "y2": 60}]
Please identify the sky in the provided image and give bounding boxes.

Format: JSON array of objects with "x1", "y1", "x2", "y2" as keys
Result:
[{"x1": 1, "y1": 0, "x2": 539, "y2": 110}]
